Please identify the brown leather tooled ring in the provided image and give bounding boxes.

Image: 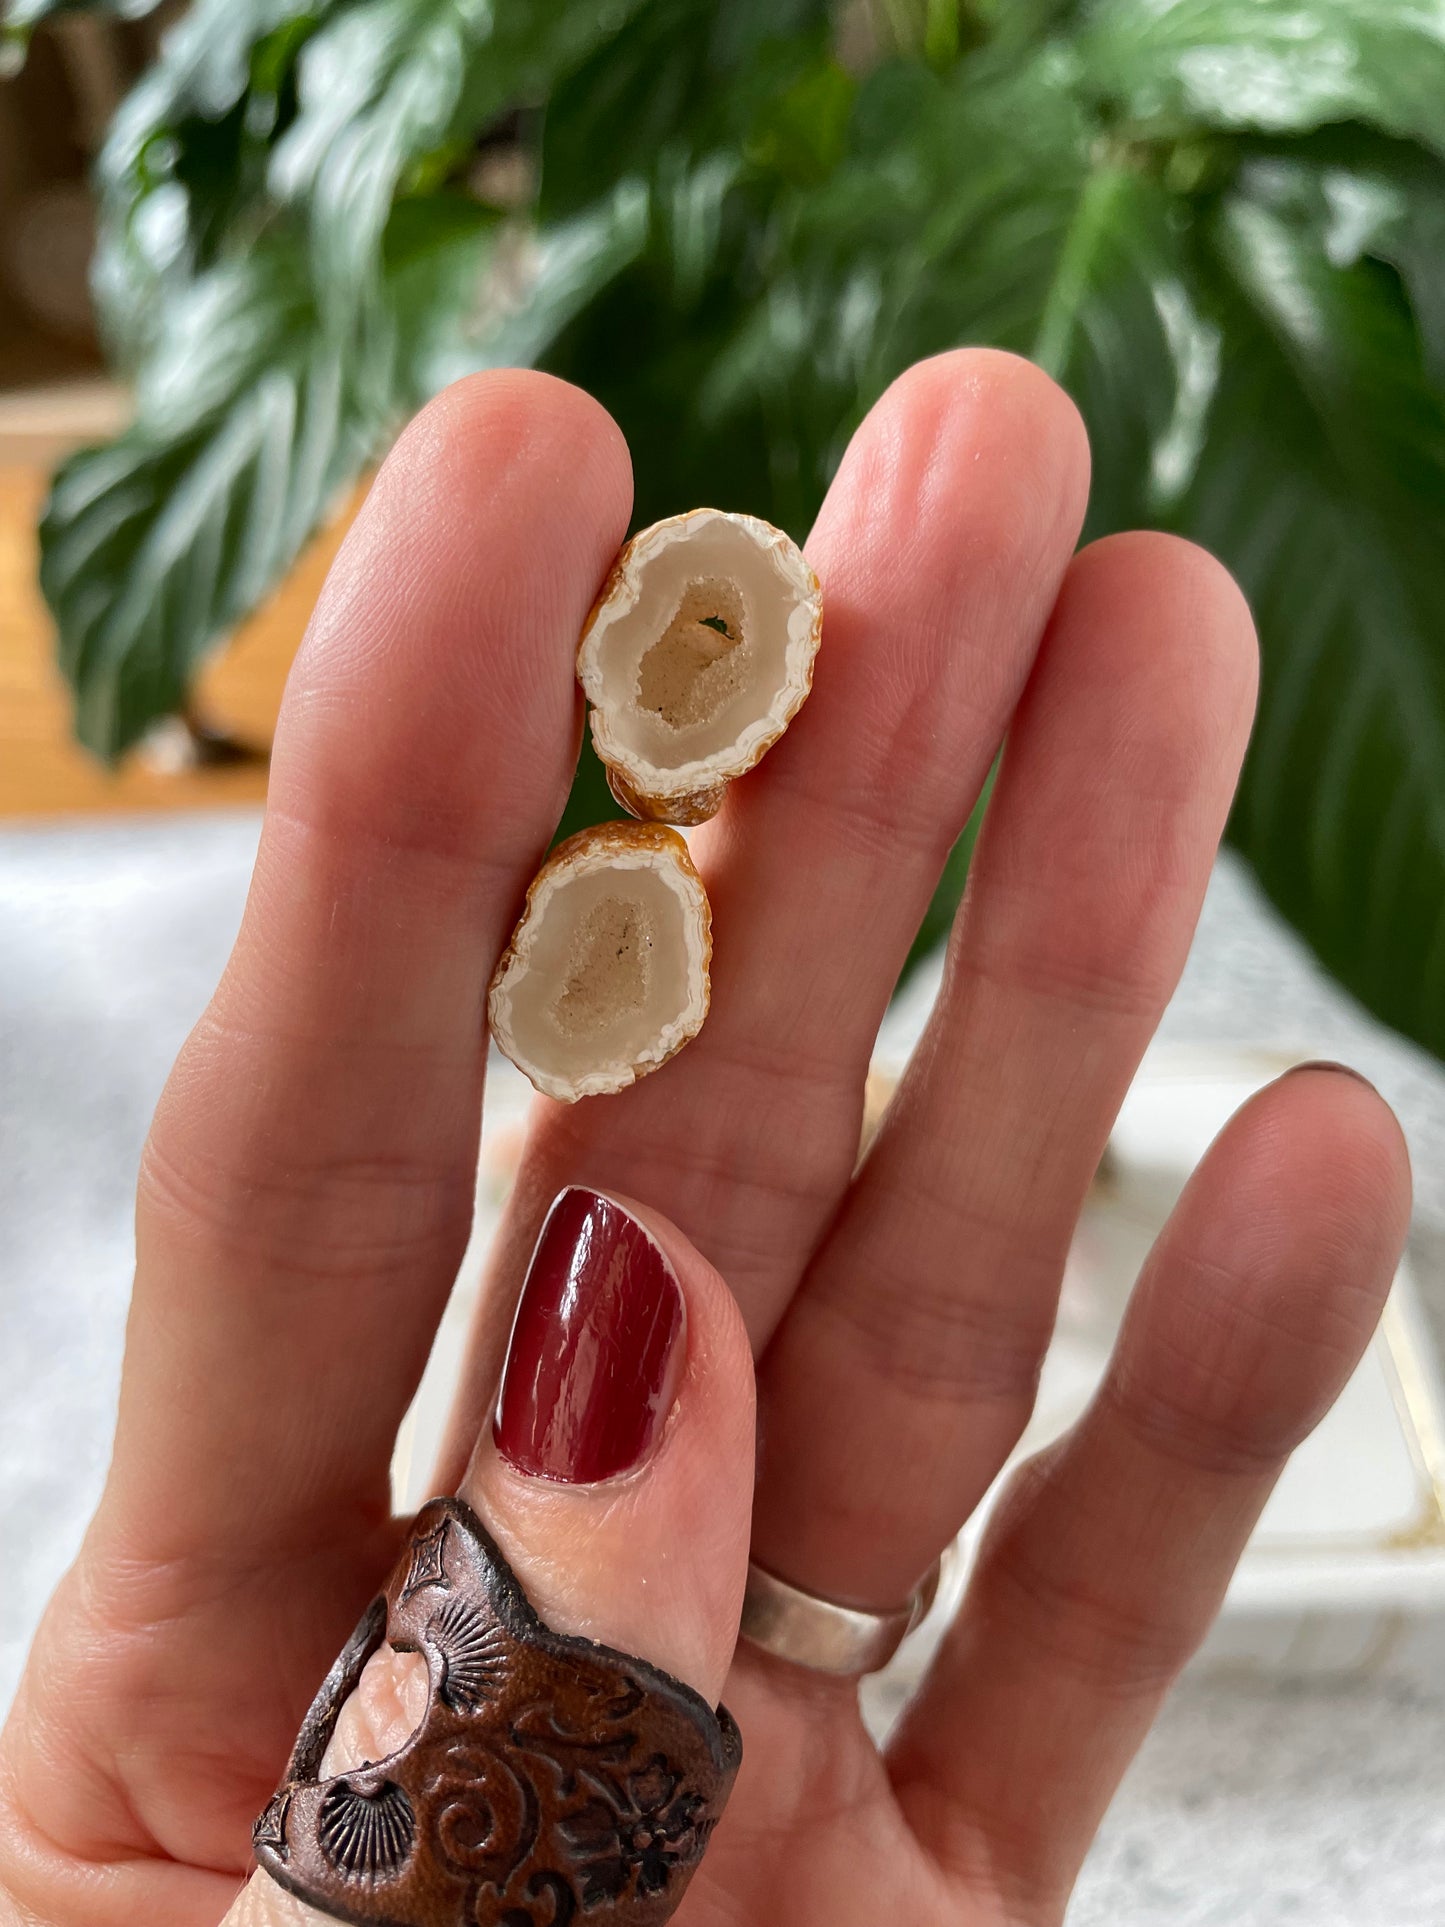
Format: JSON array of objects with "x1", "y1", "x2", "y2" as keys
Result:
[{"x1": 251, "y1": 1497, "x2": 741, "y2": 1926}]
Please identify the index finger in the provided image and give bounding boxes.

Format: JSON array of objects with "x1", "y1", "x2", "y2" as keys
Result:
[{"x1": 106, "y1": 373, "x2": 632, "y2": 1579}]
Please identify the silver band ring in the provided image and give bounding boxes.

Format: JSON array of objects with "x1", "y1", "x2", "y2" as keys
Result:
[{"x1": 739, "y1": 1557, "x2": 942, "y2": 1677}]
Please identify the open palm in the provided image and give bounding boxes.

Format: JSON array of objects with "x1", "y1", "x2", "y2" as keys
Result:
[{"x1": 0, "y1": 358, "x2": 1409, "y2": 1927}]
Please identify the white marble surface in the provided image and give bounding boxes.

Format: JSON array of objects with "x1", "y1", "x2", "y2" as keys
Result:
[{"x1": 0, "y1": 812, "x2": 1442, "y2": 1923}]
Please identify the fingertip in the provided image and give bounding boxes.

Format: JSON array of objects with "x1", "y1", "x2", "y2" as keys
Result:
[
  {"x1": 308, "y1": 369, "x2": 634, "y2": 683},
  {"x1": 387, "y1": 369, "x2": 634, "y2": 529},
  {"x1": 1117, "y1": 1065, "x2": 1413, "y2": 1468},
  {"x1": 1247, "y1": 1063, "x2": 1414, "y2": 1266},
  {"x1": 271, "y1": 371, "x2": 632, "y2": 862},
  {"x1": 967, "y1": 530, "x2": 1260, "y2": 1021},
  {"x1": 461, "y1": 1191, "x2": 755, "y2": 1703},
  {"x1": 879, "y1": 347, "x2": 1092, "y2": 505},
  {"x1": 791, "y1": 350, "x2": 1091, "y2": 828},
  {"x1": 819, "y1": 349, "x2": 1091, "y2": 595},
  {"x1": 1065, "y1": 530, "x2": 1259, "y2": 730}
]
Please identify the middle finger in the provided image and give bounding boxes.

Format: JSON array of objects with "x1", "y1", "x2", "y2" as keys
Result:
[
  {"x1": 751, "y1": 530, "x2": 1259, "y2": 1607},
  {"x1": 441, "y1": 352, "x2": 1089, "y2": 1473}
]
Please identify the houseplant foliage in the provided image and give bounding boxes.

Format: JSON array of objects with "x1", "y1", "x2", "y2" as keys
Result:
[{"x1": 8, "y1": 0, "x2": 1445, "y2": 1055}]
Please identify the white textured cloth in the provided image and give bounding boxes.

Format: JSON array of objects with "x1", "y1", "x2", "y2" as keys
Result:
[{"x1": 0, "y1": 814, "x2": 1442, "y2": 1923}]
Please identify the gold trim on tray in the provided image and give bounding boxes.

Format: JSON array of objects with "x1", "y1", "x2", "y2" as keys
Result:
[{"x1": 1380, "y1": 1291, "x2": 1445, "y2": 1553}]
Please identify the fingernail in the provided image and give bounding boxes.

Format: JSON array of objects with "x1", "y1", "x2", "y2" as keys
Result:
[
  {"x1": 494, "y1": 1188, "x2": 685, "y2": 1483},
  {"x1": 1284, "y1": 1059, "x2": 1378, "y2": 1091}
]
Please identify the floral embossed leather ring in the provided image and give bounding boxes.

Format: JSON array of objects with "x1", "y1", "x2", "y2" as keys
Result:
[{"x1": 252, "y1": 1498, "x2": 742, "y2": 1926}]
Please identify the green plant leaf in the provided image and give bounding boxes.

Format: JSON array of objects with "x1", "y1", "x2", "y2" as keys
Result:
[
  {"x1": 894, "y1": 156, "x2": 1194, "y2": 974},
  {"x1": 1079, "y1": 0, "x2": 1445, "y2": 159},
  {"x1": 1307, "y1": 139, "x2": 1445, "y2": 386},
  {"x1": 91, "y1": 0, "x2": 343, "y2": 363},
  {"x1": 380, "y1": 191, "x2": 499, "y2": 399},
  {"x1": 537, "y1": 0, "x2": 832, "y2": 217},
  {"x1": 684, "y1": 52, "x2": 1203, "y2": 541},
  {"x1": 1030, "y1": 163, "x2": 1200, "y2": 539},
  {"x1": 683, "y1": 55, "x2": 1200, "y2": 948},
  {"x1": 43, "y1": 197, "x2": 503, "y2": 758},
  {"x1": 2, "y1": 0, "x2": 161, "y2": 43},
  {"x1": 268, "y1": 0, "x2": 650, "y2": 316},
  {"x1": 1180, "y1": 158, "x2": 1445, "y2": 1054},
  {"x1": 89, "y1": 0, "x2": 644, "y2": 361},
  {"x1": 687, "y1": 56, "x2": 1095, "y2": 525},
  {"x1": 418, "y1": 179, "x2": 652, "y2": 393},
  {"x1": 44, "y1": 0, "x2": 1445, "y2": 1066},
  {"x1": 40, "y1": 176, "x2": 647, "y2": 761},
  {"x1": 539, "y1": 210, "x2": 780, "y2": 528},
  {"x1": 41, "y1": 239, "x2": 388, "y2": 759}
]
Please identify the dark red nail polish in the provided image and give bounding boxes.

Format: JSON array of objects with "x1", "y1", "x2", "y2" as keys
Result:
[{"x1": 493, "y1": 1188, "x2": 685, "y2": 1483}]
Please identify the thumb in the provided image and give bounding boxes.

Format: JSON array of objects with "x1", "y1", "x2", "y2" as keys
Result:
[
  {"x1": 461, "y1": 1185, "x2": 757, "y2": 1697},
  {"x1": 229, "y1": 1186, "x2": 755, "y2": 1927}
]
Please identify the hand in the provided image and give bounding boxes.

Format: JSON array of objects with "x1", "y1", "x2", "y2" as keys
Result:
[{"x1": 0, "y1": 358, "x2": 1410, "y2": 1927}]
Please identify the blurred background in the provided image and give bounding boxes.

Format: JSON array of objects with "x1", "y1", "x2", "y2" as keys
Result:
[{"x1": 2, "y1": 2, "x2": 1445, "y2": 1919}]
